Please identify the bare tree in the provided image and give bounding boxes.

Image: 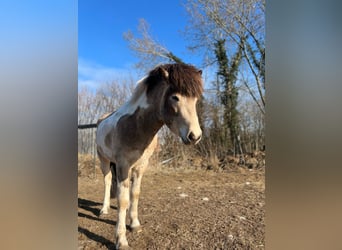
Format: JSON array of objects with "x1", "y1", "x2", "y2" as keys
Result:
[
  {"x1": 184, "y1": 0, "x2": 265, "y2": 114},
  {"x1": 239, "y1": 97, "x2": 265, "y2": 152},
  {"x1": 78, "y1": 79, "x2": 134, "y2": 124},
  {"x1": 123, "y1": 19, "x2": 183, "y2": 72}
]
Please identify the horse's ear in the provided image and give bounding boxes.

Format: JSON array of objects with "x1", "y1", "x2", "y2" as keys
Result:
[
  {"x1": 198, "y1": 70, "x2": 202, "y2": 75},
  {"x1": 159, "y1": 67, "x2": 169, "y2": 79}
]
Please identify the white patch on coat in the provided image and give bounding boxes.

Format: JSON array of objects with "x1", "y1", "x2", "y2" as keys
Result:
[{"x1": 96, "y1": 78, "x2": 149, "y2": 159}]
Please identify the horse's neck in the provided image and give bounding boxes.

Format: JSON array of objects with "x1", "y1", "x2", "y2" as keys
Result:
[
  {"x1": 127, "y1": 78, "x2": 165, "y2": 124},
  {"x1": 139, "y1": 105, "x2": 163, "y2": 134},
  {"x1": 118, "y1": 82, "x2": 164, "y2": 144}
]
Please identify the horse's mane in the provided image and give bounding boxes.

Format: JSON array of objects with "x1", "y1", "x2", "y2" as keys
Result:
[{"x1": 145, "y1": 63, "x2": 203, "y2": 98}]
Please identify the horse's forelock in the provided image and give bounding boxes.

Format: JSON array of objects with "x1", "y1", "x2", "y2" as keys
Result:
[{"x1": 146, "y1": 63, "x2": 203, "y2": 98}]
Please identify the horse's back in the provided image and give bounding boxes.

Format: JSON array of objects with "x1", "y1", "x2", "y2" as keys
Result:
[{"x1": 97, "y1": 111, "x2": 116, "y2": 126}]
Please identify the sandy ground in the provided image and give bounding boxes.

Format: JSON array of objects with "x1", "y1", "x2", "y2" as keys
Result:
[{"x1": 78, "y1": 165, "x2": 265, "y2": 250}]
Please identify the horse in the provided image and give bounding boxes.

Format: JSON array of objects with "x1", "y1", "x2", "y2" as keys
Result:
[{"x1": 96, "y1": 63, "x2": 203, "y2": 249}]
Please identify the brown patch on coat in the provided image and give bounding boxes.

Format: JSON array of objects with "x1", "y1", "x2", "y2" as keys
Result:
[
  {"x1": 145, "y1": 63, "x2": 203, "y2": 98},
  {"x1": 117, "y1": 166, "x2": 130, "y2": 186},
  {"x1": 116, "y1": 107, "x2": 162, "y2": 153},
  {"x1": 104, "y1": 127, "x2": 115, "y2": 149}
]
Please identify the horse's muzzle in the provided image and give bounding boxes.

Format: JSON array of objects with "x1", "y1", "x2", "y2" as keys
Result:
[{"x1": 182, "y1": 132, "x2": 202, "y2": 145}]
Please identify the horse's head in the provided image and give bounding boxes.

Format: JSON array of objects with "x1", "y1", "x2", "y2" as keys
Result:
[
  {"x1": 147, "y1": 63, "x2": 204, "y2": 145},
  {"x1": 164, "y1": 91, "x2": 202, "y2": 145}
]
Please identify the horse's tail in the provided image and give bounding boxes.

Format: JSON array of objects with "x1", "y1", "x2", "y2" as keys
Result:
[{"x1": 110, "y1": 162, "x2": 117, "y2": 198}]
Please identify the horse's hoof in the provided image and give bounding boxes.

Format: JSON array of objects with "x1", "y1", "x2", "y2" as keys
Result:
[
  {"x1": 129, "y1": 225, "x2": 142, "y2": 233},
  {"x1": 99, "y1": 209, "x2": 109, "y2": 217},
  {"x1": 118, "y1": 246, "x2": 130, "y2": 250},
  {"x1": 116, "y1": 243, "x2": 130, "y2": 250}
]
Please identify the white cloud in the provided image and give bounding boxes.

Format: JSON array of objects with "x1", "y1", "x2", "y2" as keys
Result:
[{"x1": 78, "y1": 58, "x2": 137, "y2": 90}]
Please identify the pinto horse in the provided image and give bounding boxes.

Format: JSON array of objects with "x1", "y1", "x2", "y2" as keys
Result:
[{"x1": 96, "y1": 63, "x2": 203, "y2": 249}]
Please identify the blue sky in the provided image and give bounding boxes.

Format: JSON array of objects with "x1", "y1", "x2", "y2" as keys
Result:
[{"x1": 78, "y1": 0, "x2": 201, "y2": 90}]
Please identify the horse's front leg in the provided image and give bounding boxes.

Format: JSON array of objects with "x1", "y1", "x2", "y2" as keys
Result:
[
  {"x1": 115, "y1": 164, "x2": 131, "y2": 249},
  {"x1": 129, "y1": 166, "x2": 145, "y2": 232}
]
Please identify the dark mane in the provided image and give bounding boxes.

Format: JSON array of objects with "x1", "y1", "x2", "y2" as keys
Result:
[{"x1": 145, "y1": 63, "x2": 203, "y2": 98}]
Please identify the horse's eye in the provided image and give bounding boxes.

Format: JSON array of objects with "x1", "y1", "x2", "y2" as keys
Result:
[{"x1": 171, "y1": 95, "x2": 179, "y2": 102}]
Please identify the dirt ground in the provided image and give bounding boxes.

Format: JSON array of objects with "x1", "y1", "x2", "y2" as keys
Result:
[{"x1": 78, "y1": 164, "x2": 265, "y2": 250}]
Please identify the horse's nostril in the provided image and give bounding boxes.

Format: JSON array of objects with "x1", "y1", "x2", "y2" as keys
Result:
[
  {"x1": 188, "y1": 132, "x2": 200, "y2": 142},
  {"x1": 188, "y1": 132, "x2": 194, "y2": 141}
]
